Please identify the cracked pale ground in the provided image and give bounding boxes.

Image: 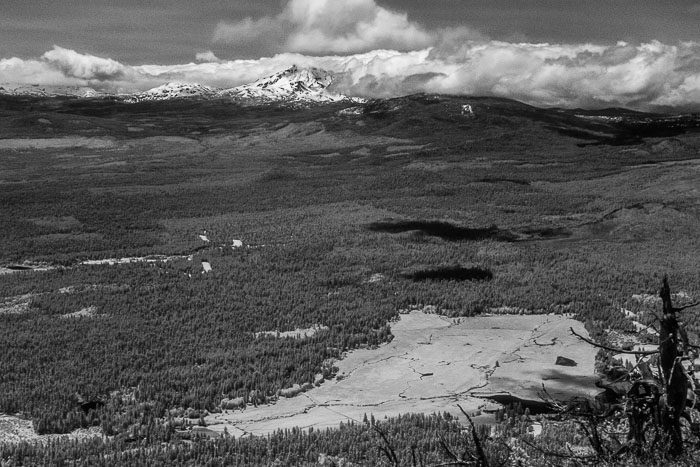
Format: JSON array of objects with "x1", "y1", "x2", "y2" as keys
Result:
[
  {"x1": 0, "y1": 415, "x2": 101, "y2": 444},
  {"x1": 205, "y1": 311, "x2": 598, "y2": 437}
]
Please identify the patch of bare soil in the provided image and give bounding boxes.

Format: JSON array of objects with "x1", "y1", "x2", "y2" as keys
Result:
[
  {"x1": 255, "y1": 325, "x2": 329, "y2": 339},
  {"x1": 0, "y1": 294, "x2": 32, "y2": 315},
  {"x1": 80, "y1": 255, "x2": 188, "y2": 266},
  {"x1": 0, "y1": 263, "x2": 56, "y2": 275},
  {"x1": 386, "y1": 144, "x2": 428, "y2": 153},
  {"x1": 0, "y1": 414, "x2": 101, "y2": 445},
  {"x1": 205, "y1": 312, "x2": 597, "y2": 438},
  {"x1": 123, "y1": 136, "x2": 200, "y2": 150},
  {"x1": 0, "y1": 137, "x2": 116, "y2": 150},
  {"x1": 60, "y1": 306, "x2": 100, "y2": 319}
]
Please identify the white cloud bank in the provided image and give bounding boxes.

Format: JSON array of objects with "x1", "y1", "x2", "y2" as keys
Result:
[
  {"x1": 42, "y1": 46, "x2": 128, "y2": 81},
  {"x1": 0, "y1": 46, "x2": 150, "y2": 92},
  {"x1": 2, "y1": 41, "x2": 700, "y2": 110},
  {"x1": 1, "y1": 0, "x2": 699, "y2": 109},
  {"x1": 212, "y1": 0, "x2": 438, "y2": 55},
  {"x1": 2, "y1": 0, "x2": 699, "y2": 109},
  {"x1": 4, "y1": 0, "x2": 700, "y2": 112}
]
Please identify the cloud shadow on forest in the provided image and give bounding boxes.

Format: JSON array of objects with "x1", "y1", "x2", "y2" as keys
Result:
[
  {"x1": 401, "y1": 265, "x2": 493, "y2": 282},
  {"x1": 366, "y1": 220, "x2": 517, "y2": 241},
  {"x1": 366, "y1": 220, "x2": 572, "y2": 242}
]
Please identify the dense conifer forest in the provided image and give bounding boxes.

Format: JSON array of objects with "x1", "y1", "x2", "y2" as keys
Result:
[{"x1": 1, "y1": 94, "x2": 700, "y2": 464}]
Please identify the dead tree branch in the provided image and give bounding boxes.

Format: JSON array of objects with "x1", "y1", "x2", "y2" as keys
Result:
[
  {"x1": 458, "y1": 404, "x2": 489, "y2": 467},
  {"x1": 519, "y1": 437, "x2": 597, "y2": 461},
  {"x1": 373, "y1": 424, "x2": 400, "y2": 466},
  {"x1": 569, "y1": 327, "x2": 658, "y2": 355},
  {"x1": 674, "y1": 301, "x2": 700, "y2": 313},
  {"x1": 658, "y1": 275, "x2": 688, "y2": 455}
]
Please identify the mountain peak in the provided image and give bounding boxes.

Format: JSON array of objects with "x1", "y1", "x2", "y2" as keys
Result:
[
  {"x1": 242, "y1": 65, "x2": 334, "y2": 94},
  {"x1": 127, "y1": 82, "x2": 219, "y2": 102},
  {"x1": 1, "y1": 67, "x2": 363, "y2": 106},
  {"x1": 125, "y1": 66, "x2": 354, "y2": 105},
  {"x1": 0, "y1": 84, "x2": 104, "y2": 98},
  {"x1": 222, "y1": 66, "x2": 359, "y2": 105}
]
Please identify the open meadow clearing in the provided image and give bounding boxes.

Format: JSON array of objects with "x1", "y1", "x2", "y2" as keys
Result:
[{"x1": 205, "y1": 311, "x2": 597, "y2": 437}]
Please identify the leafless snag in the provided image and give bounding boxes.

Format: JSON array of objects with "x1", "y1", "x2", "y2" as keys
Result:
[
  {"x1": 373, "y1": 423, "x2": 400, "y2": 466},
  {"x1": 567, "y1": 276, "x2": 699, "y2": 460},
  {"x1": 569, "y1": 327, "x2": 658, "y2": 355},
  {"x1": 437, "y1": 434, "x2": 472, "y2": 466},
  {"x1": 435, "y1": 405, "x2": 513, "y2": 467},
  {"x1": 519, "y1": 436, "x2": 598, "y2": 463},
  {"x1": 658, "y1": 275, "x2": 690, "y2": 455},
  {"x1": 459, "y1": 404, "x2": 490, "y2": 467},
  {"x1": 372, "y1": 406, "x2": 508, "y2": 467},
  {"x1": 538, "y1": 383, "x2": 567, "y2": 412}
]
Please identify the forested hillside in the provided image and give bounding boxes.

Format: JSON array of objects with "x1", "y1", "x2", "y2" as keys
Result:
[{"x1": 1, "y1": 94, "x2": 700, "y2": 464}]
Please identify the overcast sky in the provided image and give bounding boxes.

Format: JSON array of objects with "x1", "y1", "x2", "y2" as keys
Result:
[{"x1": 2, "y1": 0, "x2": 700, "y2": 110}]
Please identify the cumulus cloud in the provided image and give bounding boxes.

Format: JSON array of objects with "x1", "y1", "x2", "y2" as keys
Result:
[
  {"x1": 203, "y1": 0, "x2": 700, "y2": 109},
  {"x1": 1, "y1": 2, "x2": 700, "y2": 109},
  {"x1": 412, "y1": 40, "x2": 681, "y2": 108},
  {"x1": 195, "y1": 51, "x2": 222, "y2": 63},
  {"x1": 138, "y1": 40, "x2": 700, "y2": 109},
  {"x1": 0, "y1": 56, "x2": 70, "y2": 86},
  {"x1": 42, "y1": 46, "x2": 127, "y2": 80},
  {"x1": 213, "y1": 0, "x2": 437, "y2": 54},
  {"x1": 0, "y1": 45, "x2": 144, "y2": 91},
  {"x1": 2, "y1": 41, "x2": 700, "y2": 111}
]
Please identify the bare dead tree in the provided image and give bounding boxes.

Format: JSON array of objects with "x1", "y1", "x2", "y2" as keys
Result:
[
  {"x1": 658, "y1": 275, "x2": 690, "y2": 455},
  {"x1": 435, "y1": 406, "x2": 495, "y2": 467},
  {"x1": 373, "y1": 410, "x2": 501, "y2": 467},
  {"x1": 373, "y1": 423, "x2": 400, "y2": 467},
  {"x1": 459, "y1": 404, "x2": 490, "y2": 467},
  {"x1": 569, "y1": 328, "x2": 658, "y2": 356},
  {"x1": 568, "y1": 275, "x2": 700, "y2": 459}
]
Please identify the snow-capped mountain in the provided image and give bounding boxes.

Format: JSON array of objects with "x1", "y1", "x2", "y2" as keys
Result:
[
  {"x1": 221, "y1": 65, "x2": 354, "y2": 104},
  {"x1": 0, "y1": 84, "x2": 105, "y2": 98},
  {"x1": 126, "y1": 66, "x2": 360, "y2": 105},
  {"x1": 0, "y1": 66, "x2": 363, "y2": 106},
  {"x1": 125, "y1": 82, "x2": 219, "y2": 102}
]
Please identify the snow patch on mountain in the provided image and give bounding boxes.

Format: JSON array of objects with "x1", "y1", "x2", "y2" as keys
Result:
[
  {"x1": 0, "y1": 84, "x2": 104, "y2": 98},
  {"x1": 123, "y1": 66, "x2": 362, "y2": 105},
  {"x1": 222, "y1": 65, "x2": 358, "y2": 105},
  {"x1": 125, "y1": 82, "x2": 219, "y2": 102},
  {"x1": 1, "y1": 66, "x2": 364, "y2": 106}
]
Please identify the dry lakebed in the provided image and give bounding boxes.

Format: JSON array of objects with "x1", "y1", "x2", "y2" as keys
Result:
[{"x1": 205, "y1": 311, "x2": 598, "y2": 437}]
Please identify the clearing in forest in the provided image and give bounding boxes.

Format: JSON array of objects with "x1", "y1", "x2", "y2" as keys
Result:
[{"x1": 205, "y1": 311, "x2": 597, "y2": 437}]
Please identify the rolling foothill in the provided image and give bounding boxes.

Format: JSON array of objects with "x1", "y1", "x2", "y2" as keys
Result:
[{"x1": 1, "y1": 68, "x2": 700, "y2": 465}]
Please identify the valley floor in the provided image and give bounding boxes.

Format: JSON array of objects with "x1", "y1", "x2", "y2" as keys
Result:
[{"x1": 205, "y1": 311, "x2": 598, "y2": 437}]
